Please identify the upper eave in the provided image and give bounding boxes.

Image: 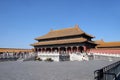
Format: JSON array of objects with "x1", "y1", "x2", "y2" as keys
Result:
[{"x1": 35, "y1": 24, "x2": 94, "y2": 40}]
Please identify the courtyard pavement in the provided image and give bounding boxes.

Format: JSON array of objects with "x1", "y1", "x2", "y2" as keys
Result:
[{"x1": 0, "y1": 60, "x2": 119, "y2": 80}]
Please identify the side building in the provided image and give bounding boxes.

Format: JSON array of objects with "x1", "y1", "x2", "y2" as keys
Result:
[
  {"x1": 31, "y1": 25, "x2": 97, "y2": 61},
  {"x1": 0, "y1": 48, "x2": 33, "y2": 53},
  {"x1": 0, "y1": 48, "x2": 34, "y2": 61},
  {"x1": 89, "y1": 40, "x2": 120, "y2": 60},
  {"x1": 95, "y1": 40, "x2": 120, "y2": 49}
]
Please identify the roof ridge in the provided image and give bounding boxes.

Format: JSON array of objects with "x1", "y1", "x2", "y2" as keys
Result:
[
  {"x1": 105, "y1": 41, "x2": 120, "y2": 43},
  {"x1": 49, "y1": 24, "x2": 84, "y2": 33},
  {"x1": 50, "y1": 26, "x2": 74, "y2": 32}
]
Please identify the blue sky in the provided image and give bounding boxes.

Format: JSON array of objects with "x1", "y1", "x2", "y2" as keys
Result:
[{"x1": 0, "y1": 0, "x2": 120, "y2": 48}]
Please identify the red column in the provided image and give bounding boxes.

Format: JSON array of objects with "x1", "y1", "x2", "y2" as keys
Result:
[
  {"x1": 40, "y1": 48, "x2": 42, "y2": 53},
  {"x1": 77, "y1": 46, "x2": 79, "y2": 53},
  {"x1": 83, "y1": 46, "x2": 86, "y2": 52},
  {"x1": 65, "y1": 47, "x2": 67, "y2": 53},
  {"x1": 41, "y1": 48, "x2": 43, "y2": 53},
  {"x1": 51, "y1": 48, "x2": 53, "y2": 53},
  {"x1": 58, "y1": 47, "x2": 60, "y2": 53},
  {"x1": 44, "y1": 48, "x2": 46, "y2": 53},
  {"x1": 71, "y1": 46, "x2": 73, "y2": 54}
]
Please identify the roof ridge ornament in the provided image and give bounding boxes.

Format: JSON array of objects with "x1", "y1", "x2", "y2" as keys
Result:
[
  {"x1": 74, "y1": 24, "x2": 84, "y2": 32},
  {"x1": 50, "y1": 28, "x2": 53, "y2": 32},
  {"x1": 74, "y1": 24, "x2": 79, "y2": 28},
  {"x1": 101, "y1": 39, "x2": 104, "y2": 42}
]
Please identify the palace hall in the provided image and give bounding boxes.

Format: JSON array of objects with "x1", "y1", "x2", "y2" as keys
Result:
[{"x1": 31, "y1": 25, "x2": 97, "y2": 54}]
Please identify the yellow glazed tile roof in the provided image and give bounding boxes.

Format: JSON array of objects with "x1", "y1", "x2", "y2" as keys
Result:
[
  {"x1": 0, "y1": 48, "x2": 32, "y2": 53},
  {"x1": 95, "y1": 40, "x2": 120, "y2": 48},
  {"x1": 97, "y1": 42, "x2": 120, "y2": 47},
  {"x1": 35, "y1": 25, "x2": 94, "y2": 40}
]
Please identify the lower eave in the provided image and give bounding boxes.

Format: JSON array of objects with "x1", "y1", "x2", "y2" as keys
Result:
[{"x1": 31, "y1": 38, "x2": 96, "y2": 46}]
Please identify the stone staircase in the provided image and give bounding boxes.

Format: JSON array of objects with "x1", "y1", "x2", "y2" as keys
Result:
[{"x1": 70, "y1": 53, "x2": 89, "y2": 61}]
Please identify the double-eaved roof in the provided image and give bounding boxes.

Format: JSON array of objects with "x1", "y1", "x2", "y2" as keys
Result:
[{"x1": 32, "y1": 25, "x2": 95, "y2": 46}]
